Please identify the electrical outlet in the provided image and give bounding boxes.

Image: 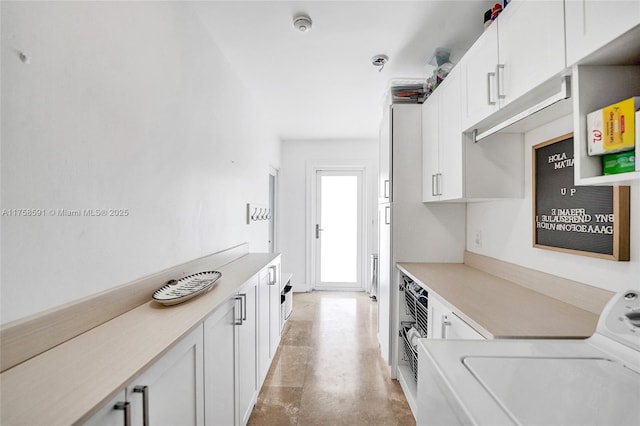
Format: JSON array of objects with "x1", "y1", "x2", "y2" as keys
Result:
[{"x1": 474, "y1": 230, "x2": 482, "y2": 248}]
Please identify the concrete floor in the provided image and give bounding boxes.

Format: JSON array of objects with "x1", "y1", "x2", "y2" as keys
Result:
[{"x1": 248, "y1": 291, "x2": 415, "y2": 426}]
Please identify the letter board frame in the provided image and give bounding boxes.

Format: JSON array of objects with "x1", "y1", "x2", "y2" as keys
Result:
[{"x1": 532, "y1": 133, "x2": 630, "y2": 260}]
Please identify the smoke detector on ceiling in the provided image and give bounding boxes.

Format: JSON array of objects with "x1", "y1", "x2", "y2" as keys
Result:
[{"x1": 294, "y1": 15, "x2": 312, "y2": 32}]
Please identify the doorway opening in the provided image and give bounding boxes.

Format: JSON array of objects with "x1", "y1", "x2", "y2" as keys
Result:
[{"x1": 309, "y1": 166, "x2": 366, "y2": 291}]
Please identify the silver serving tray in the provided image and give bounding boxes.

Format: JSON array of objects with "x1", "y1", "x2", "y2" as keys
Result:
[{"x1": 153, "y1": 271, "x2": 222, "y2": 306}]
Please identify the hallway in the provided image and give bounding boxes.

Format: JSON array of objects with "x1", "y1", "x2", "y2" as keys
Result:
[{"x1": 248, "y1": 291, "x2": 415, "y2": 426}]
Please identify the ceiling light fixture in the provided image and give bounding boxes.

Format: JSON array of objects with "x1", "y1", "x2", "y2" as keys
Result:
[
  {"x1": 371, "y1": 54, "x2": 389, "y2": 72},
  {"x1": 293, "y1": 15, "x2": 312, "y2": 32}
]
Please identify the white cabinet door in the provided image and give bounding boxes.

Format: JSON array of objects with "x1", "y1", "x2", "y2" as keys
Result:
[
  {"x1": 237, "y1": 277, "x2": 258, "y2": 426},
  {"x1": 129, "y1": 324, "x2": 205, "y2": 426},
  {"x1": 422, "y1": 66, "x2": 464, "y2": 202},
  {"x1": 437, "y1": 67, "x2": 464, "y2": 201},
  {"x1": 377, "y1": 203, "x2": 391, "y2": 363},
  {"x1": 461, "y1": 22, "x2": 499, "y2": 130},
  {"x1": 204, "y1": 299, "x2": 237, "y2": 426},
  {"x1": 257, "y1": 267, "x2": 271, "y2": 387},
  {"x1": 447, "y1": 313, "x2": 485, "y2": 340},
  {"x1": 428, "y1": 295, "x2": 448, "y2": 339},
  {"x1": 428, "y1": 294, "x2": 484, "y2": 340},
  {"x1": 421, "y1": 94, "x2": 440, "y2": 202},
  {"x1": 497, "y1": 0, "x2": 565, "y2": 107},
  {"x1": 379, "y1": 105, "x2": 392, "y2": 201},
  {"x1": 268, "y1": 263, "x2": 281, "y2": 359},
  {"x1": 82, "y1": 391, "x2": 127, "y2": 426},
  {"x1": 565, "y1": 0, "x2": 640, "y2": 66}
]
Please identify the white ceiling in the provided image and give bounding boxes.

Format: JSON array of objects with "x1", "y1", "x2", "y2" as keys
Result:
[{"x1": 193, "y1": 1, "x2": 491, "y2": 141}]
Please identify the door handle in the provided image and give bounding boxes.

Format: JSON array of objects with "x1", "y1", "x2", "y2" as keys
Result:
[
  {"x1": 437, "y1": 173, "x2": 443, "y2": 196},
  {"x1": 486, "y1": 71, "x2": 496, "y2": 106},
  {"x1": 239, "y1": 293, "x2": 247, "y2": 321},
  {"x1": 315, "y1": 223, "x2": 324, "y2": 239},
  {"x1": 431, "y1": 174, "x2": 437, "y2": 197},
  {"x1": 132, "y1": 385, "x2": 149, "y2": 426},
  {"x1": 114, "y1": 401, "x2": 131, "y2": 426},
  {"x1": 442, "y1": 315, "x2": 452, "y2": 339},
  {"x1": 384, "y1": 205, "x2": 390, "y2": 225},
  {"x1": 496, "y1": 64, "x2": 506, "y2": 99},
  {"x1": 234, "y1": 296, "x2": 244, "y2": 325},
  {"x1": 268, "y1": 265, "x2": 277, "y2": 285},
  {"x1": 384, "y1": 179, "x2": 390, "y2": 199}
]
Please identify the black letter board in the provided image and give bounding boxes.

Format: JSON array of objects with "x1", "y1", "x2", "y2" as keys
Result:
[{"x1": 533, "y1": 133, "x2": 630, "y2": 260}]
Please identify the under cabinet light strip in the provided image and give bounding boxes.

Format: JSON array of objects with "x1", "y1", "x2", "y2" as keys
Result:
[{"x1": 473, "y1": 75, "x2": 571, "y2": 143}]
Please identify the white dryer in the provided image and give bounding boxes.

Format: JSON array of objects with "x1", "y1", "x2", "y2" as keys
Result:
[{"x1": 417, "y1": 289, "x2": 640, "y2": 426}]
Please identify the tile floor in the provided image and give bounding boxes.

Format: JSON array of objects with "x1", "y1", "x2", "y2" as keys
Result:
[{"x1": 248, "y1": 291, "x2": 415, "y2": 426}]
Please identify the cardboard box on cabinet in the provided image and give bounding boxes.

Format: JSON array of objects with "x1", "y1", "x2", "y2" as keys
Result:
[{"x1": 587, "y1": 97, "x2": 639, "y2": 156}]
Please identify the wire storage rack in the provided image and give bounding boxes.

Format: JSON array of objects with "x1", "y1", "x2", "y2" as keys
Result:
[
  {"x1": 402, "y1": 275, "x2": 429, "y2": 336},
  {"x1": 400, "y1": 275, "x2": 430, "y2": 383},
  {"x1": 401, "y1": 326, "x2": 419, "y2": 382}
]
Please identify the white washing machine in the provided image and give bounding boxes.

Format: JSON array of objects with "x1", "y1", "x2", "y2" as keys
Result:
[{"x1": 417, "y1": 289, "x2": 640, "y2": 426}]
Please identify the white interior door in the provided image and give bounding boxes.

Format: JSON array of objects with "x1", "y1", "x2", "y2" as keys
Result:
[{"x1": 314, "y1": 170, "x2": 364, "y2": 290}]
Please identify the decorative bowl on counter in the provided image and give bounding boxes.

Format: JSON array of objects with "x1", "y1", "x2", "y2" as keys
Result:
[{"x1": 153, "y1": 271, "x2": 222, "y2": 306}]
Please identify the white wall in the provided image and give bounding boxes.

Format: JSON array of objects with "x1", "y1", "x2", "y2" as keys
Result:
[
  {"x1": 466, "y1": 115, "x2": 639, "y2": 293},
  {"x1": 279, "y1": 139, "x2": 378, "y2": 292},
  {"x1": 1, "y1": 2, "x2": 281, "y2": 324}
]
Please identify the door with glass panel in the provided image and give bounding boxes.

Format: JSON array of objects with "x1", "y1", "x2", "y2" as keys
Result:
[{"x1": 314, "y1": 170, "x2": 364, "y2": 290}]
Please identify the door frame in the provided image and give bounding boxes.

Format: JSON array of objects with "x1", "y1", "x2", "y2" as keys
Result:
[
  {"x1": 268, "y1": 166, "x2": 279, "y2": 253},
  {"x1": 306, "y1": 160, "x2": 368, "y2": 292}
]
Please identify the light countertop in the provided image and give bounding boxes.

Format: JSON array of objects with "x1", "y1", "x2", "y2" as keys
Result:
[
  {"x1": 397, "y1": 262, "x2": 599, "y2": 339},
  {"x1": 1, "y1": 253, "x2": 279, "y2": 425}
]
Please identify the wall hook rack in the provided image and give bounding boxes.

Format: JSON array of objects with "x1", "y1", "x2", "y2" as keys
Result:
[{"x1": 246, "y1": 203, "x2": 271, "y2": 224}]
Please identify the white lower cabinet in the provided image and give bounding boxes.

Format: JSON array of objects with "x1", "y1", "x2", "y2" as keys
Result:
[
  {"x1": 83, "y1": 391, "x2": 127, "y2": 426},
  {"x1": 429, "y1": 295, "x2": 484, "y2": 340},
  {"x1": 85, "y1": 325, "x2": 205, "y2": 426},
  {"x1": 203, "y1": 298, "x2": 236, "y2": 426},
  {"x1": 237, "y1": 277, "x2": 258, "y2": 426},
  {"x1": 257, "y1": 261, "x2": 281, "y2": 388},
  {"x1": 84, "y1": 258, "x2": 281, "y2": 426},
  {"x1": 204, "y1": 276, "x2": 258, "y2": 426}
]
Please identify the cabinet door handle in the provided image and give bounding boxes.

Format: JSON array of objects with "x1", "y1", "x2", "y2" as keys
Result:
[
  {"x1": 431, "y1": 174, "x2": 437, "y2": 197},
  {"x1": 442, "y1": 316, "x2": 451, "y2": 339},
  {"x1": 486, "y1": 72, "x2": 496, "y2": 106},
  {"x1": 114, "y1": 401, "x2": 131, "y2": 426},
  {"x1": 438, "y1": 173, "x2": 443, "y2": 196},
  {"x1": 384, "y1": 179, "x2": 390, "y2": 199},
  {"x1": 239, "y1": 293, "x2": 247, "y2": 321},
  {"x1": 133, "y1": 385, "x2": 149, "y2": 426},
  {"x1": 268, "y1": 265, "x2": 277, "y2": 285},
  {"x1": 496, "y1": 64, "x2": 506, "y2": 99},
  {"x1": 234, "y1": 296, "x2": 244, "y2": 325},
  {"x1": 384, "y1": 205, "x2": 390, "y2": 225}
]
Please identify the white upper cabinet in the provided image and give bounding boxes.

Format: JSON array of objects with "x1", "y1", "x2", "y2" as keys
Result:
[
  {"x1": 422, "y1": 66, "x2": 463, "y2": 202},
  {"x1": 565, "y1": 0, "x2": 640, "y2": 66},
  {"x1": 437, "y1": 68, "x2": 464, "y2": 201},
  {"x1": 461, "y1": 22, "x2": 500, "y2": 130},
  {"x1": 423, "y1": 65, "x2": 524, "y2": 203},
  {"x1": 379, "y1": 106, "x2": 392, "y2": 201},
  {"x1": 461, "y1": 0, "x2": 566, "y2": 130},
  {"x1": 497, "y1": 0, "x2": 566, "y2": 106},
  {"x1": 421, "y1": 93, "x2": 440, "y2": 203}
]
